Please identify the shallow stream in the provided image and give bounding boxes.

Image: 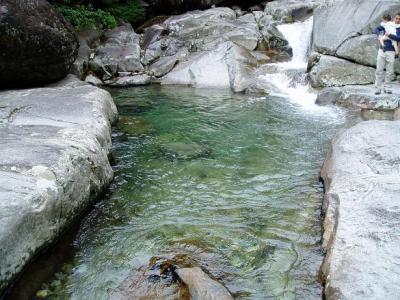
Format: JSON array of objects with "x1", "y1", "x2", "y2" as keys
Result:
[
  {"x1": 40, "y1": 84, "x2": 351, "y2": 299},
  {"x1": 38, "y1": 18, "x2": 355, "y2": 300}
]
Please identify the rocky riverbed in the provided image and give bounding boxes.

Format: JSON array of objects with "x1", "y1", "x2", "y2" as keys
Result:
[{"x1": 1, "y1": 0, "x2": 400, "y2": 299}]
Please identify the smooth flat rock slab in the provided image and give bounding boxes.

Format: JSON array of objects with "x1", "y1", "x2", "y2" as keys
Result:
[
  {"x1": 316, "y1": 84, "x2": 400, "y2": 111},
  {"x1": 320, "y1": 120, "x2": 400, "y2": 300},
  {"x1": 0, "y1": 78, "x2": 118, "y2": 293}
]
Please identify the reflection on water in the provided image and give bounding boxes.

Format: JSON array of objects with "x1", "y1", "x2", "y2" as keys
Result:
[{"x1": 42, "y1": 85, "x2": 350, "y2": 299}]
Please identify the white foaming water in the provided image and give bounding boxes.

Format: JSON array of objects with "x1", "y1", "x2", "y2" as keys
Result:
[
  {"x1": 260, "y1": 17, "x2": 340, "y2": 115},
  {"x1": 278, "y1": 17, "x2": 313, "y2": 70}
]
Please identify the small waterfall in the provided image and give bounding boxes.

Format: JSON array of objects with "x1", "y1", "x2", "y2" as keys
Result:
[
  {"x1": 259, "y1": 17, "x2": 321, "y2": 110},
  {"x1": 277, "y1": 17, "x2": 313, "y2": 70}
]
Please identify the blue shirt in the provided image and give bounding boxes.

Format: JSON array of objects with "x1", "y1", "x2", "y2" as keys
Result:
[{"x1": 375, "y1": 24, "x2": 400, "y2": 52}]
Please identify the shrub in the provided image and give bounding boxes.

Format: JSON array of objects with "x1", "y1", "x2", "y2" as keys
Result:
[
  {"x1": 105, "y1": 1, "x2": 145, "y2": 24},
  {"x1": 57, "y1": 5, "x2": 117, "y2": 31},
  {"x1": 53, "y1": 0, "x2": 145, "y2": 31}
]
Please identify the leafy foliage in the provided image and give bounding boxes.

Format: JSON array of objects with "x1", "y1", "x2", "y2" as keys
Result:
[
  {"x1": 52, "y1": 0, "x2": 145, "y2": 31},
  {"x1": 57, "y1": 5, "x2": 117, "y2": 30},
  {"x1": 106, "y1": 1, "x2": 145, "y2": 24}
]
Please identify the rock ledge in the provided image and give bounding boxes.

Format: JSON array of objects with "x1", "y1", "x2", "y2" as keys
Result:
[
  {"x1": 320, "y1": 120, "x2": 400, "y2": 300},
  {"x1": 0, "y1": 77, "x2": 118, "y2": 293}
]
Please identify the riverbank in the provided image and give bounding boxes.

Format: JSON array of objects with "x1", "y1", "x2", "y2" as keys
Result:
[
  {"x1": 0, "y1": 76, "x2": 118, "y2": 294},
  {"x1": 320, "y1": 120, "x2": 400, "y2": 299},
  {"x1": 1, "y1": 0, "x2": 400, "y2": 299}
]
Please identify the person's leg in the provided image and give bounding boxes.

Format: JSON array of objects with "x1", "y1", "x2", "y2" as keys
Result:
[
  {"x1": 392, "y1": 40, "x2": 399, "y2": 55},
  {"x1": 384, "y1": 51, "x2": 395, "y2": 93},
  {"x1": 375, "y1": 49, "x2": 385, "y2": 93}
]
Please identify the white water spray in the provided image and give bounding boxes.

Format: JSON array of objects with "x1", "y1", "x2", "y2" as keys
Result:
[{"x1": 259, "y1": 17, "x2": 328, "y2": 111}]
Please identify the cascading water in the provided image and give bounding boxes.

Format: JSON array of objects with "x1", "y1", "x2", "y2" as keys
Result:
[
  {"x1": 260, "y1": 18, "x2": 323, "y2": 110},
  {"x1": 27, "y1": 14, "x2": 355, "y2": 300}
]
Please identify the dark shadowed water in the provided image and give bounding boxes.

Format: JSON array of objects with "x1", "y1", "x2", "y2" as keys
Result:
[{"x1": 40, "y1": 85, "x2": 351, "y2": 299}]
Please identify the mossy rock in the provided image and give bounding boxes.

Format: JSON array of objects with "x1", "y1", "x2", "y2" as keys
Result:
[{"x1": 117, "y1": 115, "x2": 154, "y2": 136}]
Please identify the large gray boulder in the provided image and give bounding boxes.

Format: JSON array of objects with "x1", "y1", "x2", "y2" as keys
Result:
[
  {"x1": 161, "y1": 41, "x2": 257, "y2": 92},
  {"x1": 0, "y1": 77, "x2": 118, "y2": 293},
  {"x1": 164, "y1": 8, "x2": 261, "y2": 51},
  {"x1": 0, "y1": 0, "x2": 79, "y2": 87},
  {"x1": 70, "y1": 30, "x2": 102, "y2": 79},
  {"x1": 90, "y1": 24, "x2": 143, "y2": 80},
  {"x1": 264, "y1": 0, "x2": 341, "y2": 23},
  {"x1": 313, "y1": 0, "x2": 400, "y2": 56},
  {"x1": 320, "y1": 120, "x2": 400, "y2": 299},
  {"x1": 336, "y1": 34, "x2": 400, "y2": 74},
  {"x1": 308, "y1": 54, "x2": 376, "y2": 88},
  {"x1": 316, "y1": 84, "x2": 400, "y2": 110}
]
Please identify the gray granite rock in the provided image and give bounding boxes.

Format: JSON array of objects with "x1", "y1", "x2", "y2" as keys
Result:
[
  {"x1": 336, "y1": 34, "x2": 400, "y2": 74},
  {"x1": 90, "y1": 24, "x2": 143, "y2": 80},
  {"x1": 316, "y1": 84, "x2": 400, "y2": 110},
  {"x1": 85, "y1": 74, "x2": 103, "y2": 86},
  {"x1": 106, "y1": 74, "x2": 151, "y2": 87},
  {"x1": 312, "y1": 0, "x2": 400, "y2": 55},
  {"x1": 149, "y1": 56, "x2": 179, "y2": 77},
  {"x1": 264, "y1": 0, "x2": 337, "y2": 23},
  {"x1": 308, "y1": 54, "x2": 376, "y2": 88},
  {"x1": 164, "y1": 8, "x2": 261, "y2": 51},
  {"x1": 161, "y1": 42, "x2": 257, "y2": 92},
  {"x1": 320, "y1": 120, "x2": 400, "y2": 300},
  {"x1": 0, "y1": 0, "x2": 79, "y2": 87},
  {"x1": 0, "y1": 78, "x2": 118, "y2": 293}
]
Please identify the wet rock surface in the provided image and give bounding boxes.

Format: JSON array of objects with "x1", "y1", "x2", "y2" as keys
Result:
[
  {"x1": 0, "y1": 0, "x2": 79, "y2": 87},
  {"x1": 320, "y1": 120, "x2": 400, "y2": 300},
  {"x1": 0, "y1": 77, "x2": 118, "y2": 293},
  {"x1": 110, "y1": 254, "x2": 233, "y2": 300}
]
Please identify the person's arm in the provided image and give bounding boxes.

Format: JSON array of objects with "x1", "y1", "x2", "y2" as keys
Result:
[
  {"x1": 388, "y1": 33, "x2": 400, "y2": 41},
  {"x1": 375, "y1": 25, "x2": 385, "y2": 36}
]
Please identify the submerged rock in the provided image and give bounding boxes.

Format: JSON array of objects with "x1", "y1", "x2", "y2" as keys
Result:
[
  {"x1": 0, "y1": 0, "x2": 78, "y2": 87},
  {"x1": 308, "y1": 54, "x2": 375, "y2": 88},
  {"x1": 110, "y1": 254, "x2": 233, "y2": 300},
  {"x1": 0, "y1": 78, "x2": 118, "y2": 293},
  {"x1": 320, "y1": 120, "x2": 400, "y2": 299},
  {"x1": 109, "y1": 257, "x2": 189, "y2": 300},
  {"x1": 176, "y1": 267, "x2": 233, "y2": 300},
  {"x1": 117, "y1": 115, "x2": 154, "y2": 136},
  {"x1": 160, "y1": 141, "x2": 211, "y2": 161}
]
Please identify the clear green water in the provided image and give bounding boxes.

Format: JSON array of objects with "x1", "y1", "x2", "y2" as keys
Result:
[{"x1": 43, "y1": 86, "x2": 350, "y2": 299}]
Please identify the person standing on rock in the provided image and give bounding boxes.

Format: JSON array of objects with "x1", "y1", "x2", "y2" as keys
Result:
[{"x1": 374, "y1": 13, "x2": 400, "y2": 95}]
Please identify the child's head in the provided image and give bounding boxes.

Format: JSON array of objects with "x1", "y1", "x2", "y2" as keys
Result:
[{"x1": 382, "y1": 14, "x2": 392, "y2": 22}]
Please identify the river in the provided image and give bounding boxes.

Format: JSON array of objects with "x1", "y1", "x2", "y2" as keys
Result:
[{"x1": 37, "y1": 18, "x2": 354, "y2": 299}]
